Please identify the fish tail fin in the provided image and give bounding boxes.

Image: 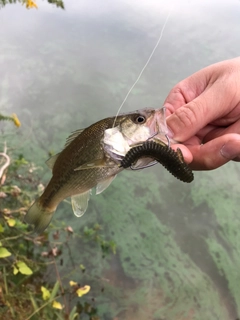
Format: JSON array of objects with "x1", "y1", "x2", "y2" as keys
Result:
[{"x1": 25, "y1": 199, "x2": 55, "y2": 234}]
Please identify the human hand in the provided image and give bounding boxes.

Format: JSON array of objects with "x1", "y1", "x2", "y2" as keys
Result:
[{"x1": 164, "y1": 57, "x2": 240, "y2": 170}]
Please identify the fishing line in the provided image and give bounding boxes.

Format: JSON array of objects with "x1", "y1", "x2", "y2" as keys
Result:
[{"x1": 113, "y1": 4, "x2": 174, "y2": 127}]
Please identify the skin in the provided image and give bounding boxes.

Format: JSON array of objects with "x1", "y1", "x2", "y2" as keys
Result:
[{"x1": 163, "y1": 57, "x2": 240, "y2": 170}]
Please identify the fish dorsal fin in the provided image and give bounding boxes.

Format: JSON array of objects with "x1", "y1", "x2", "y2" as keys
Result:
[
  {"x1": 96, "y1": 175, "x2": 117, "y2": 195},
  {"x1": 65, "y1": 128, "x2": 85, "y2": 147},
  {"x1": 71, "y1": 190, "x2": 92, "y2": 217},
  {"x1": 74, "y1": 159, "x2": 116, "y2": 171},
  {"x1": 45, "y1": 153, "x2": 60, "y2": 169}
]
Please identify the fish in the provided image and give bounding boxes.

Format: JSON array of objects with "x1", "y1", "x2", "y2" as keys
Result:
[
  {"x1": 120, "y1": 140, "x2": 194, "y2": 183},
  {"x1": 25, "y1": 108, "x2": 169, "y2": 233}
]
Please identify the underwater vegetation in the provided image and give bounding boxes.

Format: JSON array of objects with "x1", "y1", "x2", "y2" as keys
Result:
[
  {"x1": 0, "y1": 118, "x2": 116, "y2": 319},
  {"x1": 2, "y1": 114, "x2": 240, "y2": 319},
  {"x1": 1, "y1": 62, "x2": 240, "y2": 318}
]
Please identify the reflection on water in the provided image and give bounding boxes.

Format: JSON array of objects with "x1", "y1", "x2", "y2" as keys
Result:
[{"x1": 1, "y1": 0, "x2": 240, "y2": 319}]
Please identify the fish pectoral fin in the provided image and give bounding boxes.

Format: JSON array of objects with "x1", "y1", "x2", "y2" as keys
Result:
[
  {"x1": 132, "y1": 157, "x2": 156, "y2": 169},
  {"x1": 71, "y1": 190, "x2": 92, "y2": 217},
  {"x1": 45, "y1": 153, "x2": 60, "y2": 170},
  {"x1": 74, "y1": 159, "x2": 116, "y2": 171},
  {"x1": 96, "y1": 175, "x2": 117, "y2": 195}
]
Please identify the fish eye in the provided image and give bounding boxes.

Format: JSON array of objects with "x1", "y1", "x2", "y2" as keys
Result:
[{"x1": 134, "y1": 115, "x2": 146, "y2": 124}]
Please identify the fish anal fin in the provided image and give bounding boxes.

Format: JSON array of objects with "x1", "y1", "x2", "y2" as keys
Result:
[
  {"x1": 46, "y1": 153, "x2": 60, "y2": 170},
  {"x1": 96, "y1": 175, "x2": 117, "y2": 195},
  {"x1": 71, "y1": 190, "x2": 92, "y2": 217}
]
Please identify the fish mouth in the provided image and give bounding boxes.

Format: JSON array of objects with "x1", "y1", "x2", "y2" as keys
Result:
[{"x1": 145, "y1": 108, "x2": 170, "y2": 145}]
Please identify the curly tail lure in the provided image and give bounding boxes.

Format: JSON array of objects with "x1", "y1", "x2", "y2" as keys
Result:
[{"x1": 120, "y1": 140, "x2": 194, "y2": 183}]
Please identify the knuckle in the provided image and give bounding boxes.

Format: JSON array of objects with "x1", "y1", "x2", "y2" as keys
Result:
[{"x1": 174, "y1": 103, "x2": 199, "y2": 129}]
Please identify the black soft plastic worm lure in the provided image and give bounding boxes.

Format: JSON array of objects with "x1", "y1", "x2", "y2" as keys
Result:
[{"x1": 120, "y1": 140, "x2": 194, "y2": 183}]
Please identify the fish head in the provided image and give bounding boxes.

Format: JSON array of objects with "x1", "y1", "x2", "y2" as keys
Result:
[
  {"x1": 118, "y1": 107, "x2": 169, "y2": 145},
  {"x1": 104, "y1": 107, "x2": 172, "y2": 159}
]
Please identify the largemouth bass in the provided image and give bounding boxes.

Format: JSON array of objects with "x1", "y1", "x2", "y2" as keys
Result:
[{"x1": 25, "y1": 108, "x2": 168, "y2": 233}]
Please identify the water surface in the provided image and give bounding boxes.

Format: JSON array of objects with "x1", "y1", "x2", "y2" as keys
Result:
[{"x1": 1, "y1": 1, "x2": 240, "y2": 319}]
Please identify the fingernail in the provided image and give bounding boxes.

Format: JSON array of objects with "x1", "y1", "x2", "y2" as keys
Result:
[{"x1": 220, "y1": 143, "x2": 240, "y2": 159}]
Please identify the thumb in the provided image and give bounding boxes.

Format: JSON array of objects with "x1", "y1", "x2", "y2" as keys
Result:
[
  {"x1": 166, "y1": 82, "x2": 229, "y2": 142},
  {"x1": 186, "y1": 134, "x2": 240, "y2": 170}
]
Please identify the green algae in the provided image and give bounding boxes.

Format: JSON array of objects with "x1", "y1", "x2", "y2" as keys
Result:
[
  {"x1": 67, "y1": 170, "x2": 231, "y2": 320},
  {"x1": 190, "y1": 165, "x2": 240, "y2": 316}
]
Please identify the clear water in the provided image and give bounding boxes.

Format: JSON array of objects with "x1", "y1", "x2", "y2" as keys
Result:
[{"x1": 1, "y1": 0, "x2": 240, "y2": 319}]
